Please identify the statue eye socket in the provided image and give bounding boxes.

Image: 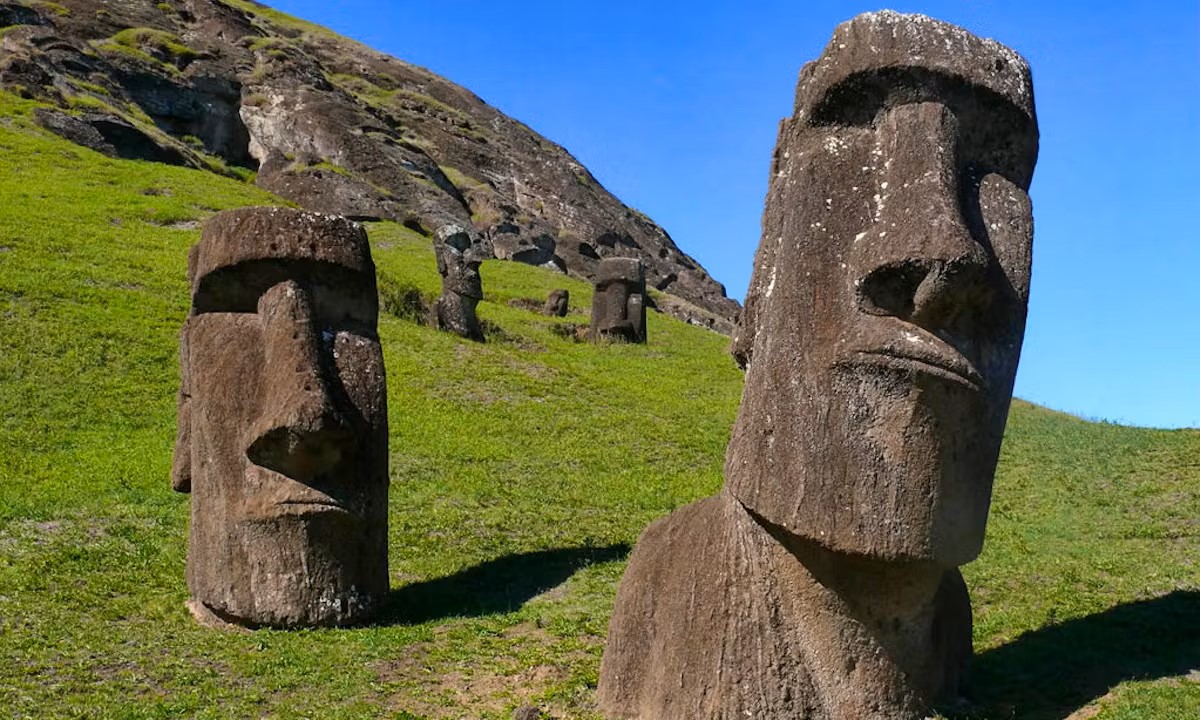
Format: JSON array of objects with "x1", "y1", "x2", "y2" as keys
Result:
[
  {"x1": 958, "y1": 163, "x2": 991, "y2": 247},
  {"x1": 809, "y1": 84, "x2": 886, "y2": 128},
  {"x1": 190, "y1": 260, "x2": 378, "y2": 332}
]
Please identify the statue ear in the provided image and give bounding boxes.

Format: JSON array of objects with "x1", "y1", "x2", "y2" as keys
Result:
[
  {"x1": 171, "y1": 321, "x2": 192, "y2": 493},
  {"x1": 627, "y1": 293, "x2": 645, "y2": 340},
  {"x1": 730, "y1": 235, "x2": 781, "y2": 371},
  {"x1": 435, "y1": 246, "x2": 448, "y2": 276}
]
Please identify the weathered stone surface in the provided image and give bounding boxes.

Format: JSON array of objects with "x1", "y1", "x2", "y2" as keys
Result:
[
  {"x1": 173, "y1": 207, "x2": 389, "y2": 628},
  {"x1": 491, "y1": 224, "x2": 565, "y2": 274},
  {"x1": 0, "y1": 3, "x2": 45, "y2": 27},
  {"x1": 654, "y1": 291, "x2": 733, "y2": 336},
  {"x1": 33, "y1": 108, "x2": 117, "y2": 157},
  {"x1": 589, "y1": 258, "x2": 647, "y2": 344},
  {"x1": 600, "y1": 11, "x2": 1038, "y2": 719},
  {"x1": 0, "y1": 0, "x2": 740, "y2": 327},
  {"x1": 434, "y1": 223, "x2": 489, "y2": 342},
  {"x1": 543, "y1": 289, "x2": 569, "y2": 317},
  {"x1": 511, "y1": 706, "x2": 544, "y2": 720},
  {"x1": 33, "y1": 107, "x2": 200, "y2": 165}
]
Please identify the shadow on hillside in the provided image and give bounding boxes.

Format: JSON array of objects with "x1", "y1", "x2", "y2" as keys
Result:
[
  {"x1": 376, "y1": 543, "x2": 630, "y2": 626},
  {"x1": 946, "y1": 590, "x2": 1200, "y2": 719}
]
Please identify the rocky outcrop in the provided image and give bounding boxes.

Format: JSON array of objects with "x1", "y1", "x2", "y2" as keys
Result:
[{"x1": 0, "y1": 0, "x2": 739, "y2": 325}]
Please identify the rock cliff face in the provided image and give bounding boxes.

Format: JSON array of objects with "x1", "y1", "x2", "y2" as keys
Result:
[{"x1": 0, "y1": 0, "x2": 739, "y2": 328}]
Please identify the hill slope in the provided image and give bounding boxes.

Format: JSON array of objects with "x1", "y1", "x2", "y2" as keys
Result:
[
  {"x1": 1, "y1": 92, "x2": 1200, "y2": 719},
  {"x1": 0, "y1": 0, "x2": 739, "y2": 329}
]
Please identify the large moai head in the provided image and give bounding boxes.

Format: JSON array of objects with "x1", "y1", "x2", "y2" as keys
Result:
[
  {"x1": 173, "y1": 207, "x2": 389, "y2": 628},
  {"x1": 544, "y1": 288, "x2": 570, "y2": 317},
  {"x1": 590, "y1": 257, "x2": 647, "y2": 343},
  {"x1": 434, "y1": 224, "x2": 487, "y2": 300},
  {"x1": 433, "y1": 224, "x2": 488, "y2": 341},
  {"x1": 726, "y1": 11, "x2": 1038, "y2": 566}
]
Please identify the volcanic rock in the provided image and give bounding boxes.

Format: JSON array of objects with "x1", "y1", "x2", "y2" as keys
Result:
[{"x1": 1, "y1": 0, "x2": 739, "y2": 326}]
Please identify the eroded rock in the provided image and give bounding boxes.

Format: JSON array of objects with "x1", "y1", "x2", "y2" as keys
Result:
[
  {"x1": 241, "y1": 89, "x2": 470, "y2": 229},
  {"x1": 173, "y1": 207, "x2": 389, "y2": 628},
  {"x1": 599, "y1": 12, "x2": 1038, "y2": 719},
  {"x1": 0, "y1": 3, "x2": 45, "y2": 27},
  {"x1": 33, "y1": 108, "x2": 117, "y2": 157},
  {"x1": 0, "y1": 0, "x2": 740, "y2": 327}
]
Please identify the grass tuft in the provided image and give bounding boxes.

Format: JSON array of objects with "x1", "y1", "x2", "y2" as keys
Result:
[{"x1": 378, "y1": 270, "x2": 431, "y2": 325}]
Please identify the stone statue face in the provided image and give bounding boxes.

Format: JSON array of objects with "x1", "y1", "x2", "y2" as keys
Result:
[
  {"x1": 726, "y1": 13, "x2": 1038, "y2": 566},
  {"x1": 591, "y1": 257, "x2": 647, "y2": 342},
  {"x1": 173, "y1": 208, "x2": 388, "y2": 627},
  {"x1": 435, "y1": 226, "x2": 485, "y2": 300},
  {"x1": 596, "y1": 278, "x2": 633, "y2": 327}
]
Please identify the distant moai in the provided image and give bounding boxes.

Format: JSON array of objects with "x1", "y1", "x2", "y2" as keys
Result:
[
  {"x1": 589, "y1": 258, "x2": 647, "y2": 343},
  {"x1": 433, "y1": 224, "x2": 487, "y2": 342},
  {"x1": 543, "y1": 288, "x2": 570, "y2": 317},
  {"x1": 599, "y1": 11, "x2": 1038, "y2": 719},
  {"x1": 173, "y1": 207, "x2": 389, "y2": 629}
]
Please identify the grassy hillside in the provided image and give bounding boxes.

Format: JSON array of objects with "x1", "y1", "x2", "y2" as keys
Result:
[{"x1": 1, "y1": 89, "x2": 1199, "y2": 719}]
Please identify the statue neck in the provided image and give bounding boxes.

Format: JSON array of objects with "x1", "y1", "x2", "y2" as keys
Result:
[{"x1": 732, "y1": 494, "x2": 961, "y2": 718}]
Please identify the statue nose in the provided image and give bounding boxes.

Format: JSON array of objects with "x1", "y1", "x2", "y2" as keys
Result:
[
  {"x1": 245, "y1": 280, "x2": 353, "y2": 481},
  {"x1": 857, "y1": 258, "x2": 991, "y2": 333},
  {"x1": 852, "y1": 102, "x2": 993, "y2": 334}
]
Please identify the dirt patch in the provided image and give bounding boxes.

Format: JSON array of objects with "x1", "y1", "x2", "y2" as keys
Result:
[
  {"x1": 503, "y1": 356, "x2": 556, "y2": 382},
  {"x1": 373, "y1": 623, "x2": 599, "y2": 719},
  {"x1": 549, "y1": 323, "x2": 588, "y2": 343},
  {"x1": 506, "y1": 297, "x2": 543, "y2": 313},
  {"x1": 142, "y1": 218, "x2": 201, "y2": 230}
]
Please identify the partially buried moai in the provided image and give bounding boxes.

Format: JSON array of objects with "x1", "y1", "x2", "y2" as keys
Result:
[
  {"x1": 589, "y1": 258, "x2": 647, "y2": 343},
  {"x1": 543, "y1": 288, "x2": 570, "y2": 317},
  {"x1": 434, "y1": 224, "x2": 488, "y2": 342},
  {"x1": 173, "y1": 207, "x2": 389, "y2": 629},
  {"x1": 600, "y1": 12, "x2": 1037, "y2": 719}
]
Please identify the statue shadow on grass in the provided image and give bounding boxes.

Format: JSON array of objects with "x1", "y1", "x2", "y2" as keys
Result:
[
  {"x1": 943, "y1": 590, "x2": 1200, "y2": 720},
  {"x1": 375, "y1": 543, "x2": 631, "y2": 626}
]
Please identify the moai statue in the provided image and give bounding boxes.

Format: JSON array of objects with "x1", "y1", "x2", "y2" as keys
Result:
[
  {"x1": 599, "y1": 12, "x2": 1038, "y2": 719},
  {"x1": 173, "y1": 207, "x2": 389, "y2": 629},
  {"x1": 434, "y1": 224, "x2": 487, "y2": 342},
  {"x1": 590, "y1": 258, "x2": 647, "y2": 343},
  {"x1": 544, "y1": 288, "x2": 570, "y2": 317}
]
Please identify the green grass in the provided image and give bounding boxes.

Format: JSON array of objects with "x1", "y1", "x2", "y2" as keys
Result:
[
  {"x1": 221, "y1": 0, "x2": 342, "y2": 43},
  {"x1": 438, "y1": 164, "x2": 488, "y2": 193},
  {"x1": 323, "y1": 73, "x2": 477, "y2": 134},
  {"x1": 19, "y1": 0, "x2": 70, "y2": 17},
  {"x1": 91, "y1": 29, "x2": 199, "y2": 76},
  {"x1": 0, "y1": 85, "x2": 1199, "y2": 720}
]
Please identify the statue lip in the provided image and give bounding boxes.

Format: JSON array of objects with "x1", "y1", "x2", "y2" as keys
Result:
[
  {"x1": 276, "y1": 497, "x2": 349, "y2": 513},
  {"x1": 241, "y1": 466, "x2": 360, "y2": 519},
  {"x1": 842, "y1": 347, "x2": 984, "y2": 392},
  {"x1": 270, "y1": 485, "x2": 355, "y2": 518},
  {"x1": 240, "y1": 495, "x2": 356, "y2": 522}
]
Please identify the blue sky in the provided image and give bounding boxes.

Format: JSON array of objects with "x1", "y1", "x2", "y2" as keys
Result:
[{"x1": 267, "y1": 1, "x2": 1200, "y2": 428}]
